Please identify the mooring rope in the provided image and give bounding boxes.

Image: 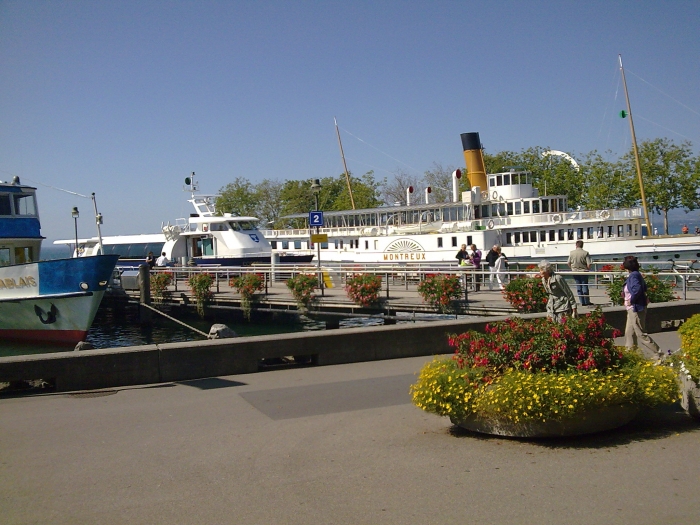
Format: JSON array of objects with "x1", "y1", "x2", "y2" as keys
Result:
[{"x1": 139, "y1": 302, "x2": 209, "y2": 338}]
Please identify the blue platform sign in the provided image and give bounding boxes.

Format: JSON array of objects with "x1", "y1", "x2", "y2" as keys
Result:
[{"x1": 309, "y1": 211, "x2": 324, "y2": 227}]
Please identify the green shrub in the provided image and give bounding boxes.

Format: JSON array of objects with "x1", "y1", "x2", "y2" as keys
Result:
[
  {"x1": 602, "y1": 265, "x2": 676, "y2": 305},
  {"x1": 417, "y1": 274, "x2": 462, "y2": 313},
  {"x1": 150, "y1": 272, "x2": 172, "y2": 304},
  {"x1": 502, "y1": 276, "x2": 548, "y2": 313},
  {"x1": 188, "y1": 273, "x2": 214, "y2": 318},
  {"x1": 345, "y1": 273, "x2": 383, "y2": 307},
  {"x1": 673, "y1": 313, "x2": 700, "y2": 383},
  {"x1": 286, "y1": 273, "x2": 318, "y2": 310},
  {"x1": 231, "y1": 273, "x2": 264, "y2": 321}
]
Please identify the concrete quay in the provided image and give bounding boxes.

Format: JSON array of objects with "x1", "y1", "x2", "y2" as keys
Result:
[{"x1": 2, "y1": 330, "x2": 699, "y2": 525}]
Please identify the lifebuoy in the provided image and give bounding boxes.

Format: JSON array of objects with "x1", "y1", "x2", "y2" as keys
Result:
[
  {"x1": 552, "y1": 214, "x2": 562, "y2": 223},
  {"x1": 487, "y1": 219, "x2": 495, "y2": 229},
  {"x1": 491, "y1": 190, "x2": 499, "y2": 200},
  {"x1": 481, "y1": 191, "x2": 489, "y2": 201},
  {"x1": 600, "y1": 210, "x2": 610, "y2": 219}
]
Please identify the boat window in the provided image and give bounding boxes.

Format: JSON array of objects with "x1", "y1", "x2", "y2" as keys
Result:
[
  {"x1": 540, "y1": 231, "x2": 546, "y2": 242},
  {"x1": 496, "y1": 175, "x2": 503, "y2": 186},
  {"x1": 506, "y1": 203, "x2": 513, "y2": 215},
  {"x1": 339, "y1": 240, "x2": 344, "y2": 249},
  {"x1": 201, "y1": 238, "x2": 214, "y2": 256},
  {"x1": 523, "y1": 201, "x2": 530, "y2": 214},
  {"x1": 598, "y1": 227, "x2": 604, "y2": 238},
  {"x1": 0, "y1": 195, "x2": 11, "y2": 216},
  {"x1": 364, "y1": 240, "x2": 368, "y2": 250},
  {"x1": 549, "y1": 230, "x2": 555, "y2": 242},
  {"x1": 514, "y1": 202, "x2": 521, "y2": 215},
  {"x1": 271, "y1": 241, "x2": 277, "y2": 249},
  {"x1": 515, "y1": 232, "x2": 521, "y2": 243},
  {"x1": 627, "y1": 224, "x2": 632, "y2": 236},
  {"x1": 506, "y1": 232, "x2": 512, "y2": 245},
  {"x1": 558, "y1": 229, "x2": 565, "y2": 241},
  {"x1": 498, "y1": 203, "x2": 506, "y2": 216},
  {"x1": 559, "y1": 199, "x2": 565, "y2": 212},
  {"x1": 567, "y1": 229, "x2": 574, "y2": 240},
  {"x1": 634, "y1": 224, "x2": 639, "y2": 236},
  {"x1": 541, "y1": 200, "x2": 549, "y2": 213},
  {"x1": 282, "y1": 241, "x2": 289, "y2": 249},
  {"x1": 437, "y1": 237, "x2": 443, "y2": 248},
  {"x1": 532, "y1": 200, "x2": 540, "y2": 213},
  {"x1": 13, "y1": 193, "x2": 37, "y2": 216},
  {"x1": 618, "y1": 225, "x2": 624, "y2": 237},
  {"x1": 321, "y1": 242, "x2": 328, "y2": 249},
  {"x1": 608, "y1": 226, "x2": 614, "y2": 237},
  {"x1": 294, "y1": 241, "x2": 301, "y2": 249},
  {"x1": 522, "y1": 232, "x2": 529, "y2": 243},
  {"x1": 531, "y1": 231, "x2": 537, "y2": 242},
  {"x1": 14, "y1": 246, "x2": 33, "y2": 264},
  {"x1": 503, "y1": 174, "x2": 510, "y2": 185},
  {"x1": 577, "y1": 228, "x2": 584, "y2": 239},
  {"x1": 587, "y1": 227, "x2": 594, "y2": 239},
  {"x1": 489, "y1": 177, "x2": 496, "y2": 188},
  {"x1": 231, "y1": 221, "x2": 257, "y2": 231},
  {"x1": 451, "y1": 237, "x2": 457, "y2": 247},
  {"x1": 0, "y1": 248, "x2": 9, "y2": 266},
  {"x1": 467, "y1": 236, "x2": 473, "y2": 245},
  {"x1": 211, "y1": 223, "x2": 228, "y2": 231},
  {"x1": 481, "y1": 205, "x2": 490, "y2": 218}
]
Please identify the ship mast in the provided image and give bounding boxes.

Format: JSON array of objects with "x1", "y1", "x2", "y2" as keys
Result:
[
  {"x1": 334, "y1": 117, "x2": 356, "y2": 210},
  {"x1": 619, "y1": 54, "x2": 653, "y2": 236}
]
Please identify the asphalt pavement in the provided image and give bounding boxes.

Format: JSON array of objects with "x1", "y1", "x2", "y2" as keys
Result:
[{"x1": 2, "y1": 330, "x2": 699, "y2": 525}]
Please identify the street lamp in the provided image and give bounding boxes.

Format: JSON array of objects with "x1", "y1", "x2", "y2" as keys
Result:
[
  {"x1": 310, "y1": 179, "x2": 323, "y2": 294},
  {"x1": 71, "y1": 207, "x2": 79, "y2": 257}
]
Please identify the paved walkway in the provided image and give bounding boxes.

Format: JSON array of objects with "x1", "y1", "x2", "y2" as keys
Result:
[{"x1": 2, "y1": 331, "x2": 699, "y2": 525}]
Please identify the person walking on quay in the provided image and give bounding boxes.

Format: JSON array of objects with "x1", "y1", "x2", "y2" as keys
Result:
[
  {"x1": 622, "y1": 255, "x2": 662, "y2": 360},
  {"x1": 485, "y1": 244, "x2": 500, "y2": 290},
  {"x1": 538, "y1": 260, "x2": 577, "y2": 323},
  {"x1": 469, "y1": 244, "x2": 482, "y2": 291},
  {"x1": 493, "y1": 247, "x2": 509, "y2": 290},
  {"x1": 567, "y1": 240, "x2": 592, "y2": 306},
  {"x1": 146, "y1": 251, "x2": 156, "y2": 270}
]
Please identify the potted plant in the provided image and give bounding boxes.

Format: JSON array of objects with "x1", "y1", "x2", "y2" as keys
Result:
[
  {"x1": 345, "y1": 273, "x2": 383, "y2": 307},
  {"x1": 671, "y1": 313, "x2": 700, "y2": 418},
  {"x1": 411, "y1": 310, "x2": 679, "y2": 437},
  {"x1": 188, "y1": 273, "x2": 214, "y2": 318},
  {"x1": 230, "y1": 273, "x2": 265, "y2": 321},
  {"x1": 286, "y1": 273, "x2": 318, "y2": 311},
  {"x1": 417, "y1": 274, "x2": 463, "y2": 313}
]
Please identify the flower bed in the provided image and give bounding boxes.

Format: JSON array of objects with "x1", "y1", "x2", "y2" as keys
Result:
[
  {"x1": 411, "y1": 310, "x2": 679, "y2": 437},
  {"x1": 502, "y1": 275, "x2": 547, "y2": 313},
  {"x1": 671, "y1": 313, "x2": 700, "y2": 418},
  {"x1": 286, "y1": 273, "x2": 318, "y2": 310},
  {"x1": 230, "y1": 273, "x2": 264, "y2": 320}
]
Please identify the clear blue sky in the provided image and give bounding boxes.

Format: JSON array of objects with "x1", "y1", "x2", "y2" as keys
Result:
[{"x1": 1, "y1": 0, "x2": 699, "y2": 241}]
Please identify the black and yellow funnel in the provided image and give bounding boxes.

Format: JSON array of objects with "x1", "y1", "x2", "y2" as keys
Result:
[{"x1": 460, "y1": 132, "x2": 488, "y2": 191}]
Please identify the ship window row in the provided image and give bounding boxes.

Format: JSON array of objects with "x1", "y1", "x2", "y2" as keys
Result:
[
  {"x1": 101, "y1": 242, "x2": 166, "y2": 258},
  {"x1": 490, "y1": 173, "x2": 533, "y2": 187},
  {"x1": 503, "y1": 224, "x2": 638, "y2": 246},
  {"x1": 0, "y1": 192, "x2": 38, "y2": 217},
  {"x1": 474, "y1": 198, "x2": 565, "y2": 219}
]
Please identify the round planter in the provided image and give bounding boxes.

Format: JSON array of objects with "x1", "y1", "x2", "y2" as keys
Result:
[
  {"x1": 450, "y1": 404, "x2": 639, "y2": 438},
  {"x1": 679, "y1": 373, "x2": 700, "y2": 419}
]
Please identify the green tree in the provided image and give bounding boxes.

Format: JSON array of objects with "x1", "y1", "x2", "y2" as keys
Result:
[
  {"x1": 622, "y1": 138, "x2": 696, "y2": 234},
  {"x1": 254, "y1": 179, "x2": 284, "y2": 226},
  {"x1": 577, "y1": 151, "x2": 638, "y2": 210},
  {"x1": 216, "y1": 177, "x2": 258, "y2": 217}
]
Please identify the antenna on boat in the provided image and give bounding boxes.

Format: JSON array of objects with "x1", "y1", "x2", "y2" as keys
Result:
[
  {"x1": 334, "y1": 117, "x2": 356, "y2": 210},
  {"x1": 619, "y1": 54, "x2": 653, "y2": 236},
  {"x1": 184, "y1": 172, "x2": 199, "y2": 196},
  {"x1": 91, "y1": 193, "x2": 104, "y2": 255}
]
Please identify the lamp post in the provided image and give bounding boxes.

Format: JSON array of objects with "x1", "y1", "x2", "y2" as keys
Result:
[
  {"x1": 310, "y1": 179, "x2": 323, "y2": 295},
  {"x1": 71, "y1": 207, "x2": 79, "y2": 257}
]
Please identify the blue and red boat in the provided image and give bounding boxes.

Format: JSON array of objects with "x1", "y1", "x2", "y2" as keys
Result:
[{"x1": 0, "y1": 177, "x2": 118, "y2": 343}]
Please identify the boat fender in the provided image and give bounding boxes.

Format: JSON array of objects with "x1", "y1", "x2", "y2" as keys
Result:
[
  {"x1": 600, "y1": 210, "x2": 610, "y2": 219},
  {"x1": 492, "y1": 190, "x2": 499, "y2": 200},
  {"x1": 487, "y1": 219, "x2": 495, "y2": 229},
  {"x1": 552, "y1": 214, "x2": 562, "y2": 223}
]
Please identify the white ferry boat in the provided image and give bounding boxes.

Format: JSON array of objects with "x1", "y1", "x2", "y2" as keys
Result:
[
  {"x1": 56, "y1": 176, "x2": 313, "y2": 267},
  {"x1": 261, "y1": 132, "x2": 700, "y2": 265},
  {"x1": 0, "y1": 177, "x2": 119, "y2": 343}
]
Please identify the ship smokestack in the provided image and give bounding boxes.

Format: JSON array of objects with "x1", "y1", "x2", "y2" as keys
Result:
[{"x1": 460, "y1": 132, "x2": 488, "y2": 192}]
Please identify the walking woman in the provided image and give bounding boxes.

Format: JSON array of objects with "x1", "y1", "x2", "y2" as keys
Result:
[
  {"x1": 538, "y1": 260, "x2": 577, "y2": 323},
  {"x1": 622, "y1": 255, "x2": 662, "y2": 359}
]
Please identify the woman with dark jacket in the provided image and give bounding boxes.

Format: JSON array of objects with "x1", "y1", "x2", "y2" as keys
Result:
[{"x1": 622, "y1": 255, "x2": 662, "y2": 358}]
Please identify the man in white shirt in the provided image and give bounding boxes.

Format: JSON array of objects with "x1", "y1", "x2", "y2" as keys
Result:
[{"x1": 155, "y1": 252, "x2": 170, "y2": 267}]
